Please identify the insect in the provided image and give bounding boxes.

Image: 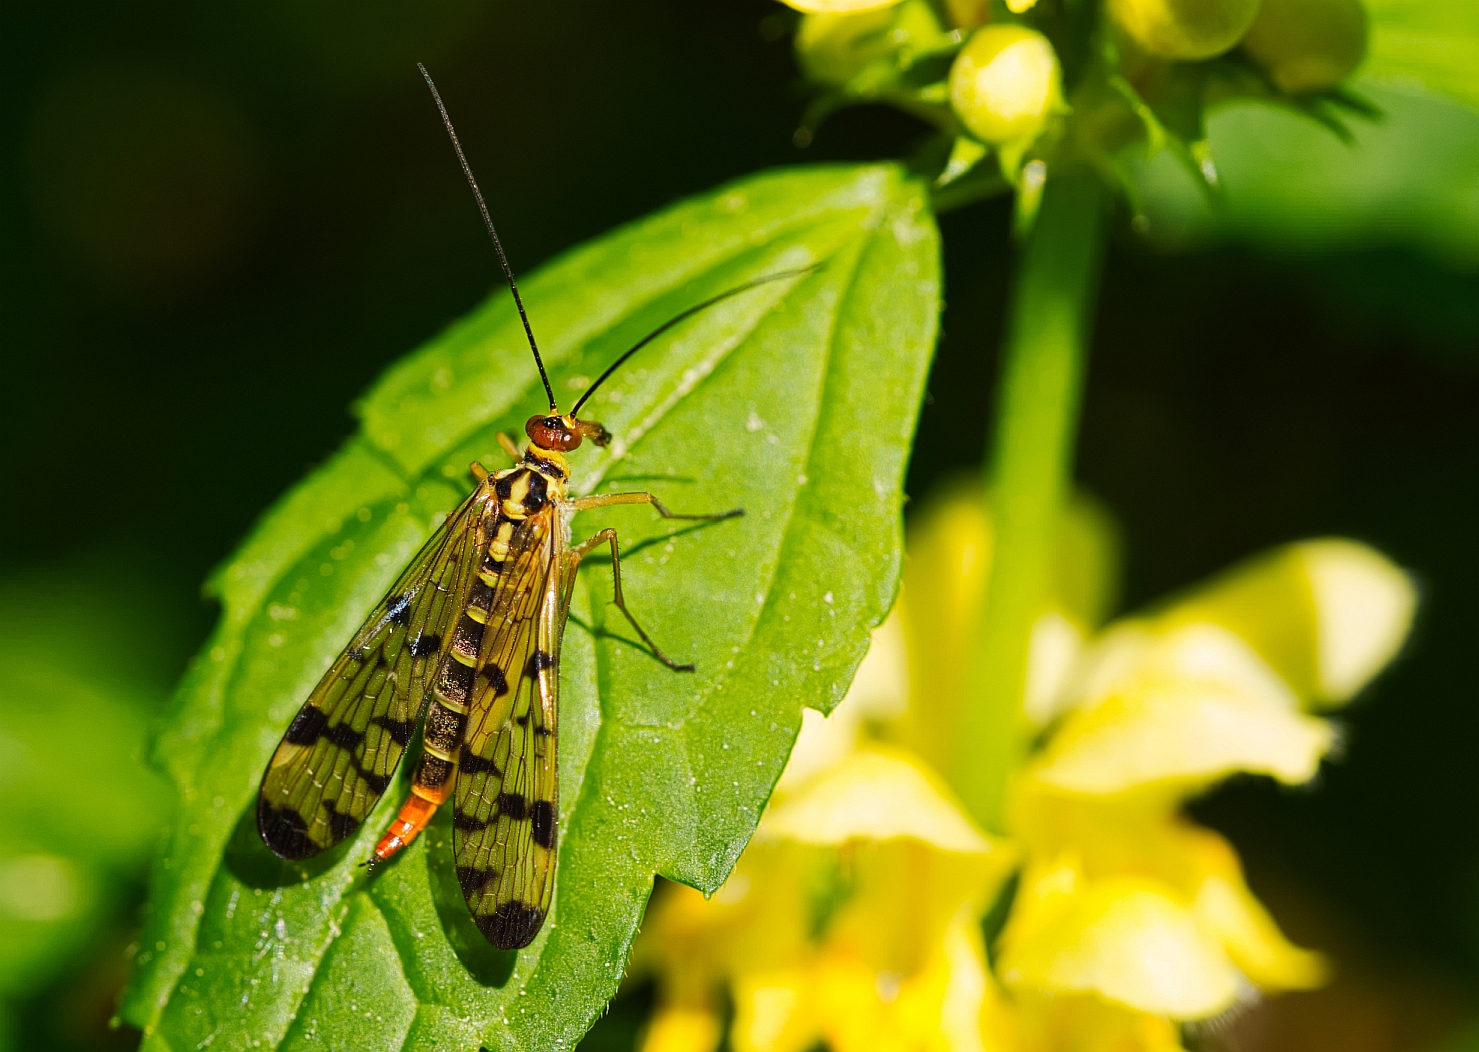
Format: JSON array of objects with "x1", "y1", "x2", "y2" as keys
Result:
[{"x1": 256, "y1": 65, "x2": 815, "y2": 949}]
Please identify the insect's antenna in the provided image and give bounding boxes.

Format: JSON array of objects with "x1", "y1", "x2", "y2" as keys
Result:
[
  {"x1": 571, "y1": 263, "x2": 822, "y2": 416},
  {"x1": 418, "y1": 63, "x2": 557, "y2": 412}
]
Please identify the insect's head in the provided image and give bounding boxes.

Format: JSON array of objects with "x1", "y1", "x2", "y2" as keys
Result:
[{"x1": 525, "y1": 412, "x2": 611, "y2": 452}]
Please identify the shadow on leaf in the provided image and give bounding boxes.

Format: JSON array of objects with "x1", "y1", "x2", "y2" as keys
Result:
[{"x1": 424, "y1": 809, "x2": 518, "y2": 987}]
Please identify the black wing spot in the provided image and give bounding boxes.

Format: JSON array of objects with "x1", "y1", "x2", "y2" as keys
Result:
[
  {"x1": 371, "y1": 716, "x2": 417, "y2": 748},
  {"x1": 327, "y1": 809, "x2": 360, "y2": 843},
  {"x1": 258, "y1": 799, "x2": 320, "y2": 860},
  {"x1": 530, "y1": 800, "x2": 556, "y2": 849},
  {"x1": 480, "y1": 663, "x2": 509, "y2": 696},
  {"x1": 326, "y1": 722, "x2": 366, "y2": 752},
  {"x1": 453, "y1": 811, "x2": 490, "y2": 833},
  {"x1": 497, "y1": 793, "x2": 528, "y2": 821},
  {"x1": 409, "y1": 632, "x2": 442, "y2": 658},
  {"x1": 478, "y1": 902, "x2": 545, "y2": 949},
  {"x1": 459, "y1": 746, "x2": 502, "y2": 777},
  {"x1": 387, "y1": 593, "x2": 412, "y2": 626},
  {"x1": 525, "y1": 650, "x2": 553, "y2": 679},
  {"x1": 355, "y1": 765, "x2": 393, "y2": 795},
  {"x1": 458, "y1": 865, "x2": 498, "y2": 895},
  {"x1": 283, "y1": 706, "x2": 328, "y2": 746}
]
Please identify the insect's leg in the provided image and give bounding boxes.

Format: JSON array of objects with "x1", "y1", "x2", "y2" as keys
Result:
[
  {"x1": 470, "y1": 461, "x2": 490, "y2": 482},
  {"x1": 570, "y1": 528, "x2": 695, "y2": 672},
  {"x1": 498, "y1": 432, "x2": 522, "y2": 463},
  {"x1": 567, "y1": 491, "x2": 742, "y2": 521}
]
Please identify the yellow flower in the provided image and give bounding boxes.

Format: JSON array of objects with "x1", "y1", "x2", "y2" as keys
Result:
[
  {"x1": 1030, "y1": 622, "x2": 1335, "y2": 795},
  {"x1": 897, "y1": 486, "x2": 1411, "y2": 1029},
  {"x1": 632, "y1": 483, "x2": 1415, "y2": 1051},
  {"x1": 1151, "y1": 539, "x2": 1415, "y2": 711},
  {"x1": 988, "y1": 529, "x2": 1413, "y2": 1023},
  {"x1": 999, "y1": 798, "x2": 1327, "y2": 1016},
  {"x1": 636, "y1": 733, "x2": 1015, "y2": 1052}
]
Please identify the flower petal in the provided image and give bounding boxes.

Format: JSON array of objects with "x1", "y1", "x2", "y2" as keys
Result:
[
  {"x1": 1033, "y1": 625, "x2": 1334, "y2": 794},
  {"x1": 1005, "y1": 992, "x2": 1188, "y2": 1052},
  {"x1": 1158, "y1": 539, "x2": 1415, "y2": 709},
  {"x1": 1024, "y1": 610, "x2": 1087, "y2": 727},
  {"x1": 999, "y1": 872, "x2": 1241, "y2": 1019},
  {"x1": 815, "y1": 916, "x2": 993, "y2": 1052},
  {"x1": 1006, "y1": 800, "x2": 1326, "y2": 1000},
  {"x1": 1192, "y1": 874, "x2": 1327, "y2": 990},
  {"x1": 1302, "y1": 540, "x2": 1416, "y2": 704},
  {"x1": 640, "y1": 1007, "x2": 725, "y2": 1052},
  {"x1": 733, "y1": 969, "x2": 818, "y2": 1052},
  {"x1": 848, "y1": 612, "x2": 912, "y2": 721},
  {"x1": 761, "y1": 746, "x2": 996, "y2": 853}
]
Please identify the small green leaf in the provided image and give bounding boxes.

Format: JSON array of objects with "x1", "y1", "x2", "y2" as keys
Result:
[
  {"x1": 121, "y1": 164, "x2": 940, "y2": 1050},
  {"x1": 936, "y1": 135, "x2": 990, "y2": 189}
]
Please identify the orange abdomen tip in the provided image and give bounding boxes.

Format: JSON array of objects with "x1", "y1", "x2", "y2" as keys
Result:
[{"x1": 370, "y1": 791, "x2": 442, "y2": 865}]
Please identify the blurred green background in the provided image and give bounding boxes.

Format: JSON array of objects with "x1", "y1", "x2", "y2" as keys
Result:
[{"x1": 3, "y1": 2, "x2": 1478, "y2": 1049}]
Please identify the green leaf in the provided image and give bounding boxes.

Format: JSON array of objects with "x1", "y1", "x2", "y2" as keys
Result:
[
  {"x1": 1363, "y1": 0, "x2": 1479, "y2": 113},
  {"x1": 121, "y1": 163, "x2": 940, "y2": 1051}
]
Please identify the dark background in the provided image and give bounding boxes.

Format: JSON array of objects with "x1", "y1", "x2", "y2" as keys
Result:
[{"x1": 4, "y1": 1, "x2": 1478, "y2": 1049}]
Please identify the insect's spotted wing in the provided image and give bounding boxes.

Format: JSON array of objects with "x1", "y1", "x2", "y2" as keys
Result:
[
  {"x1": 258, "y1": 488, "x2": 493, "y2": 859},
  {"x1": 452, "y1": 506, "x2": 564, "y2": 949}
]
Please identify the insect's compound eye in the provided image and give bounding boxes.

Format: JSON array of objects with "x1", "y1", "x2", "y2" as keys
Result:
[{"x1": 525, "y1": 414, "x2": 582, "y2": 452}]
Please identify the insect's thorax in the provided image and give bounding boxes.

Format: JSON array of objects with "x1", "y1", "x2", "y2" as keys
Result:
[{"x1": 489, "y1": 448, "x2": 571, "y2": 522}]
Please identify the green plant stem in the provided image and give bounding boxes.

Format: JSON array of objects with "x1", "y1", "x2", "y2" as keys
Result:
[{"x1": 959, "y1": 169, "x2": 1106, "y2": 833}]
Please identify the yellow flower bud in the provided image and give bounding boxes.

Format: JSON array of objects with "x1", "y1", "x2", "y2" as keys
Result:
[
  {"x1": 1241, "y1": 0, "x2": 1367, "y2": 93},
  {"x1": 795, "y1": 0, "x2": 944, "y2": 87},
  {"x1": 943, "y1": 0, "x2": 991, "y2": 28},
  {"x1": 781, "y1": 0, "x2": 902, "y2": 12},
  {"x1": 1107, "y1": 0, "x2": 1261, "y2": 60},
  {"x1": 948, "y1": 25, "x2": 1062, "y2": 145}
]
